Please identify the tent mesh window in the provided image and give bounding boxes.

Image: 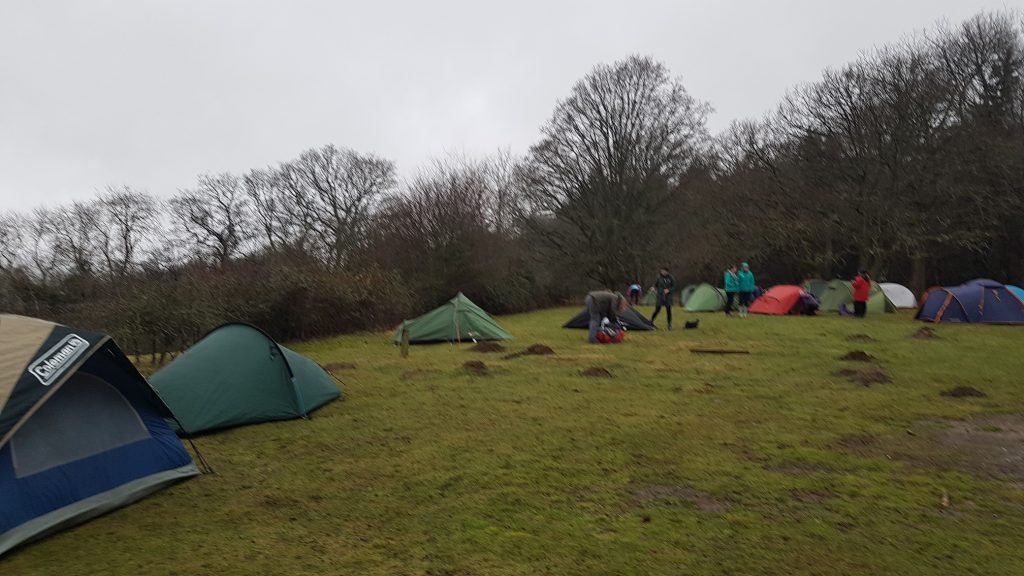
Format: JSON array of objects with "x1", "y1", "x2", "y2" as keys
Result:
[{"x1": 9, "y1": 372, "x2": 150, "y2": 478}]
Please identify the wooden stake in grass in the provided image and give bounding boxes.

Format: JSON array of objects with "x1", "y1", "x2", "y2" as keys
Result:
[
  {"x1": 690, "y1": 348, "x2": 750, "y2": 355},
  {"x1": 400, "y1": 326, "x2": 410, "y2": 359}
]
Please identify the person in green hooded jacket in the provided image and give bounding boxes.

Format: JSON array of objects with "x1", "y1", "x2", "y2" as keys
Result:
[
  {"x1": 737, "y1": 262, "x2": 756, "y2": 318},
  {"x1": 723, "y1": 264, "x2": 739, "y2": 316}
]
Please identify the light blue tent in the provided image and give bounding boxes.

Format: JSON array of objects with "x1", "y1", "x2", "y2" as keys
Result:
[{"x1": 1009, "y1": 285, "x2": 1024, "y2": 302}]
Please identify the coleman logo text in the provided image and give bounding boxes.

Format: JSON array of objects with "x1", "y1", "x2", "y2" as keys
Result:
[{"x1": 28, "y1": 334, "x2": 90, "y2": 386}]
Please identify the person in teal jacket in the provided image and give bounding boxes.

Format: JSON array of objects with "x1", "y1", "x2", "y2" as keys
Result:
[
  {"x1": 737, "y1": 262, "x2": 756, "y2": 318},
  {"x1": 723, "y1": 265, "x2": 739, "y2": 316}
]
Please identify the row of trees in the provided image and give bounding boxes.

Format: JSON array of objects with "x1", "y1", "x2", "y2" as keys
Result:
[
  {"x1": 708, "y1": 12, "x2": 1024, "y2": 288},
  {"x1": 1, "y1": 11, "x2": 1022, "y2": 350}
]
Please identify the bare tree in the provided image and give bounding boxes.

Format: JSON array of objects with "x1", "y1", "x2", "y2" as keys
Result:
[
  {"x1": 369, "y1": 154, "x2": 521, "y2": 303},
  {"x1": 0, "y1": 212, "x2": 24, "y2": 272},
  {"x1": 525, "y1": 55, "x2": 710, "y2": 285},
  {"x1": 49, "y1": 201, "x2": 101, "y2": 276},
  {"x1": 245, "y1": 168, "x2": 315, "y2": 254},
  {"x1": 277, "y1": 144, "x2": 396, "y2": 268},
  {"x1": 93, "y1": 185, "x2": 158, "y2": 278},
  {"x1": 169, "y1": 173, "x2": 251, "y2": 267}
]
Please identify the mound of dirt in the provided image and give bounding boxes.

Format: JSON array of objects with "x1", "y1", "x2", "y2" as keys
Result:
[
  {"x1": 322, "y1": 362, "x2": 357, "y2": 371},
  {"x1": 913, "y1": 327, "x2": 940, "y2": 340},
  {"x1": 845, "y1": 334, "x2": 875, "y2": 343},
  {"x1": 839, "y1": 350, "x2": 875, "y2": 362},
  {"x1": 400, "y1": 369, "x2": 441, "y2": 381},
  {"x1": 503, "y1": 344, "x2": 555, "y2": 360},
  {"x1": 941, "y1": 386, "x2": 987, "y2": 398},
  {"x1": 836, "y1": 367, "x2": 891, "y2": 386},
  {"x1": 463, "y1": 360, "x2": 488, "y2": 375},
  {"x1": 470, "y1": 342, "x2": 505, "y2": 353},
  {"x1": 581, "y1": 367, "x2": 612, "y2": 378}
]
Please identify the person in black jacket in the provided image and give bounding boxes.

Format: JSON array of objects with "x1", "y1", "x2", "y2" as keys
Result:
[
  {"x1": 649, "y1": 267, "x2": 676, "y2": 330},
  {"x1": 585, "y1": 290, "x2": 627, "y2": 343}
]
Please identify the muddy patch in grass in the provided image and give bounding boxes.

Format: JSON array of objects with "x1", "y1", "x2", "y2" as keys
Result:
[
  {"x1": 503, "y1": 344, "x2": 555, "y2": 360},
  {"x1": 941, "y1": 386, "x2": 987, "y2": 398},
  {"x1": 836, "y1": 367, "x2": 891, "y2": 385},
  {"x1": 913, "y1": 327, "x2": 940, "y2": 340},
  {"x1": 470, "y1": 342, "x2": 506, "y2": 353},
  {"x1": 897, "y1": 415, "x2": 1024, "y2": 481},
  {"x1": 630, "y1": 484, "x2": 730, "y2": 513},
  {"x1": 845, "y1": 334, "x2": 875, "y2": 343},
  {"x1": 790, "y1": 488, "x2": 835, "y2": 505},
  {"x1": 580, "y1": 367, "x2": 612, "y2": 378},
  {"x1": 400, "y1": 369, "x2": 441, "y2": 381},
  {"x1": 832, "y1": 433, "x2": 878, "y2": 452},
  {"x1": 463, "y1": 360, "x2": 489, "y2": 375},
  {"x1": 839, "y1": 350, "x2": 875, "y2": 362},
  {"x1": 322, "y1": 362, "x2": 357, "y2": 371}
]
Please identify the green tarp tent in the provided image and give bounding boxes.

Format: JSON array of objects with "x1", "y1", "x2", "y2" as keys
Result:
[
  {"x1": 151, "y1": 323, "x2": 341, "y2": 435},
  {"x1": 391, "y1": 292, "x2": 512, "y2": 344},
  {"x1": 641, "y1": 291, "x2": 657, "y2": 305},
  {"x1": 817, "y1": 280, "x2": 895, "y2": 314},
  {"x1": 684, "y1": 283, "x2": 726, "y2": 312}
]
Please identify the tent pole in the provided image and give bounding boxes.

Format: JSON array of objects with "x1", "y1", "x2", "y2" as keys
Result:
[
  {"x1": 454, "y1": 297, "x2": 461, "y2": 344},
  {"x1": 186, "y1": 437, "x2": 215, "y2": 475}
]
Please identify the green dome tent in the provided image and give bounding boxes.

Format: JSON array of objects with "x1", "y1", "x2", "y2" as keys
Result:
[
  {"x1": 391, "y1": 292, "x2": 512, "y2": 344},
  {"x1": 641, "y1": 291, "x2": 657, "y2": 305},
  {"x1": 679, "y1": 284, "x2": 698, "y2": 306},
  {"x1": 802, "y1": 279, "x2": 829, "y2": 299},
  {"x1": 684, "y1": 283, "x2": 726, "y2": 312},
  {"x1": 817, "y1": 280, "x2": 895, "y2": 314},
  {"x1": 151, "y1": 323, "x2": 341, "y2": 435}
]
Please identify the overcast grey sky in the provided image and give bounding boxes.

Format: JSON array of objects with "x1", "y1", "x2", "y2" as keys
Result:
[{"x1": 0, "y1": 0, "x2": 1016, "y2": 211}]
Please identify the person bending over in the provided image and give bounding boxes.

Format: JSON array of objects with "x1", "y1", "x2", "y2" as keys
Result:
[
  {"x1": 585, "y1": 290, "x2": 627, "y2": 343},
  {"x1": 627, "y1": 282, "x2": 642, "y2": 306}
]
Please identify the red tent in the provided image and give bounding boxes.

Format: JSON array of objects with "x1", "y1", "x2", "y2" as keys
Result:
[{"x1": 750, "y1": 285, "x2": 806, "y2": 315}]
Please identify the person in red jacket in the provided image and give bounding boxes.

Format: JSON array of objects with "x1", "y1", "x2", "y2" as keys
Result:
[{"x1": 852, "y1": 270, "x2": 871, "y2": 318}]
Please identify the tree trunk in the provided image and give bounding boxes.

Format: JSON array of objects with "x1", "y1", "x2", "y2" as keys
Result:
[
  {"x1": 820, "y1": 237, "x2": 833, "y2": 278},
  {"x1": 910, "y1": 254, "x2": 926, "y2": 296}
]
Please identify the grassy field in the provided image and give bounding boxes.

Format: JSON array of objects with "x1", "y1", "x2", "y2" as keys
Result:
[{"x1": 5, "y1": 307, "x2": 1024, "y2": 575}]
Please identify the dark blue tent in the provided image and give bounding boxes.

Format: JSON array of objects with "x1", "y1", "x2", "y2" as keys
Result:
[
  {"x1": 0, "y1": 315, "x2": 199, "y2": 556},
  {"x1": 916, "y1": 279, "x2": 1024, "y2": 324}
]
